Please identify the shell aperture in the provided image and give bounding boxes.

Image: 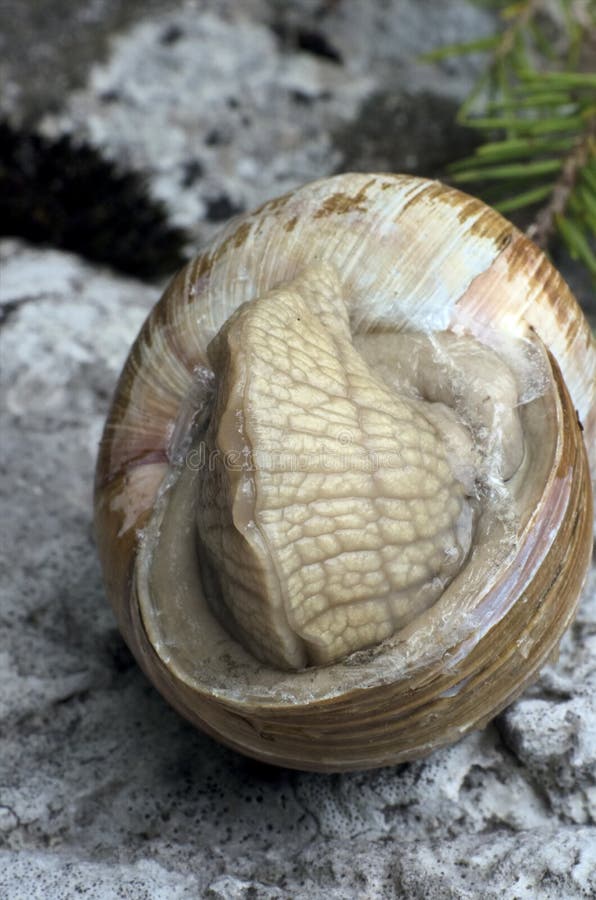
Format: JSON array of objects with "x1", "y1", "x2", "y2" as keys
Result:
[{"x1": 196, "y1": 264, "x2": 483, "y2": 669}]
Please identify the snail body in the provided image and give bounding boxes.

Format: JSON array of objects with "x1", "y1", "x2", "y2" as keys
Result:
[{"x1": 95, "y1": 173, "x2": 595, "y2": 771}]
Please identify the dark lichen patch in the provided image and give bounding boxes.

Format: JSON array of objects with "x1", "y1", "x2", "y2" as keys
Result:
[
  {"x1": 270, "y1": 22, "x2": 343, "y2": 64},
  {"x1": 0, "y1": 120, "x2": 187, "y2": 279},
  {"x1": 204, "y1": 128, "x2": 230, "y2": 147},
  {"x1": 296, "y1": 28, "x2": 343, "y2": 63},
  {"x1": 290, "y1": 89, "x2": 314, "y2": 106},
  {"x1": 160, "y1": 23, "x2": 184, "y2": 45},
  {"x1": 334, "y1": 91, "x2": 480, "y2": 181},
  {"x1": 180, "y1": 158, "x2": 204, "y2": 187},
  {"x1": 205, "y1": 194, "x2": 244, "y2": 223}
]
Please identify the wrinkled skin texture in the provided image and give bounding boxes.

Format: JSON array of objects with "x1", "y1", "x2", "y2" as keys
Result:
[{"x1": 196, "y1": 264, "x2": 524, "y2": 670}]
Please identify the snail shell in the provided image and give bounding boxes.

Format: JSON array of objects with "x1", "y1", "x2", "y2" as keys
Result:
[{"x1": 95, "y1": 173, "x2": 595, "y2": 772}]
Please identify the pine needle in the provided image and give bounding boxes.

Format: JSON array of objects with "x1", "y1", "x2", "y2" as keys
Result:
[
  {"x1": 423, "y1": 0, "x2": 596, "y2": 280},
  {"x1": 495, "y1": 183, "x2": 554, "y2": 211}
]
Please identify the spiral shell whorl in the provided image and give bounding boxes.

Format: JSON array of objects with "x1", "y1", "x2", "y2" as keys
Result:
[
  {"x1": 96, "y1": 174, "x2": 596, "y2": 496},
  {"x1": 94, "y1": 173, "x2": 595, "y2": 771}
]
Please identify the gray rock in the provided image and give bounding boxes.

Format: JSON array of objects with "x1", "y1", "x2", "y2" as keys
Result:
[
  {"x1": 497, "y1": 566, "x2": 596, "y2": 826},
  {"x1": 2, "y1": 1, "x2": 595, "y2": 897},
  {"x1": 1, "y1": 237, "x2": 594, "y2": 899},
  {"x1": 38, "y1": 0, "x2": 493, "y2": 248},
  {"x1": 0, "y1": 0, "x2": 181, "y2": 124},
  {"x1": 0, "y1": 852, "x2": 199, "y2": 900}
]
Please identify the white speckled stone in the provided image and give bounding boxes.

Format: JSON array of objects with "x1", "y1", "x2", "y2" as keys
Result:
[{"x1": 39, "y1": 0, "x2": 493, "y2": 246}]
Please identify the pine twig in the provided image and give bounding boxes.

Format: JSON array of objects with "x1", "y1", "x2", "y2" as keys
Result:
[
  {"x1": 495, "y1": 0, "x2": 539, "y2": 59},
  {"x1": 425, "y1": 0, "x2": 595, "y2": 280},
  {"x1": 526, "y1": 115, "x2": 595, "y2": 247}
]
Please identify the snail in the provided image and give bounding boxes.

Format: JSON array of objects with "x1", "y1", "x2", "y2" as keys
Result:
[{"x1": 95, "y1": 173, "x2": 595, "y2": 772}]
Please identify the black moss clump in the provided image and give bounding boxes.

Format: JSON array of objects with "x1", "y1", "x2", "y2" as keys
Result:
[{"x1": 0, "y1": 121, "x2": 188, "y2": 280}]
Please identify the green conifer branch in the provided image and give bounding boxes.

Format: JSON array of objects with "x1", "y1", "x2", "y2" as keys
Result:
[
  {"x1": 527, "y1": 119, "x2": 595, "y2": 251},
  {"x1": 424, "y1": 0, "x2": 596, "y2": 281}
]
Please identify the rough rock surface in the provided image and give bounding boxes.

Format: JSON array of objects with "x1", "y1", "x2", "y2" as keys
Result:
[
  {"x1": 2, "y1": 243, "x2": 595, "y2": 900},
  {"x1": 1, "y1": 1, "x2": 595, "y2": 898},
  {"x1": 36, "y1": 0, "x2": 492, "y2": 248}
]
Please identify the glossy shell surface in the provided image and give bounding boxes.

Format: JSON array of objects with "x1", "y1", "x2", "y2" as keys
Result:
[{"x1": 95, "y1": 173, "x2": 595, "y2": 771}]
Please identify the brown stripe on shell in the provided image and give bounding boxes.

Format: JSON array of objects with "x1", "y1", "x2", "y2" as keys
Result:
[
  {"x1": 312, "y1": 177, "x2": 378, "y2": 218},
  {"x1": 453, "y1": 230, "x2": 596, "y2": 478},
  {"x1": 95, "y1": 265, "x2": 212, "y2": 489}
]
